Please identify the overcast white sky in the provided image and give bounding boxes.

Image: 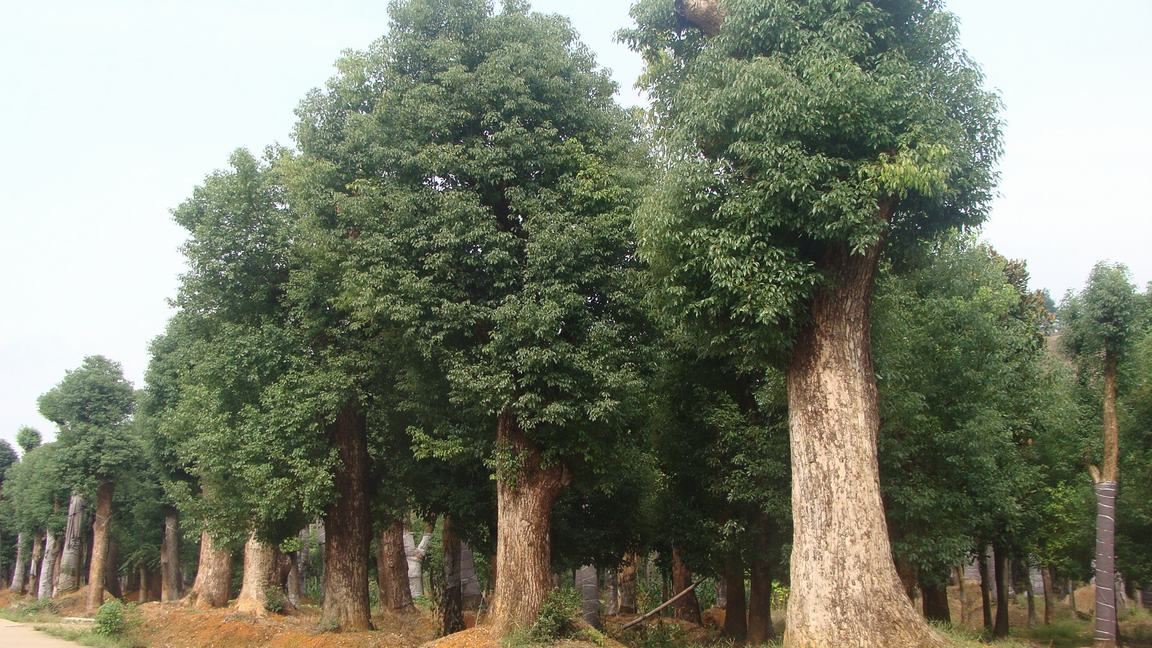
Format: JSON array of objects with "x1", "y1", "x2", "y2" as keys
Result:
[{"x1": 1, "y1": 0, "x2": 1149, "y2": 450}]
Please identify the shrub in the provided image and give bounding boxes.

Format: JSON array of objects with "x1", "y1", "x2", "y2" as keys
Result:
[
  {"x1": 93, "y1": 599, "x2": 134, "y2": 637},
  {"x1": 264, "y1": 587, "x2": 288, "y2": 614},
  {"x1": 529, "y1": 588, "x2": 581, "y2": 643}
]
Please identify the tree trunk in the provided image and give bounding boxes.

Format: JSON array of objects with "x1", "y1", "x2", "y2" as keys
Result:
[
  {"x1": 671, "y1": 547, "x2": 702, "y2": 625},
  {"x1": 38, "y1": 533, "x2": 59, "y2": 600},
  {"x1": 955, "y1": 566, "x2": 967, "y2": 624},
  {"x1": 377, "y1": 518, "x2": 413, "y2": 613},
  {"x1": 442, "y1": 515, "x2": 465, "y2": 635},
  {"x1": 184, "y1": 530, "x2": 233, "y2": 608},
  {"x1": 920, "y1": 578, "x2": 951, "y2": 624},
  {"x1": 1094, "y1": 352, "x2": 1120, "y2": 648},
  {"x1": 103, "y1": 535, "x2": 121, "y2": 599},
  {"x1": 1041, "y1": 567, "x2": 1055, "y2": 625},
  {"x1": 321, "y1": 403, "x2": 373, "y2": 631},
  {"x1": 605, "y1": 568, "x2": 619, "y2": 616},
  {"x1": 51, "y1": 533, "x2": 63, "y2": 592},
  {"x1": 785, "y1": 241, "x2": 942, "y2": 648},
  {"x1": 749, "y1": 550, "x2": 775, "y2": 644},
  {"x1": 404, "y1": 528, "x2": 431, "y2": 598},
  {"x1": 9, "y1": 532, "x2": 27, "y2": 592},
  {"x1": 992, "y1": 544, "x2": 1009, "y2": 638},
  {"x1": 460, "y1": 542, "x2": 482, "y2": 609},
  {"x1": 577, "y1": 565, "x2": 602, "y2": 630},
  {"x1": 679, "y1": 0, "x2": 725, "y2": 36},
  {"x1": 286, "y1": 554, "x2": 301, "y2": 607},
  {"x1": 722, "y1": 553, "x2": 747, "y2": 643},
  {"x1": 1024, "y1": 566, "x2": 1036, "y2": 629},
  {"x1": 138, "y1": 567, "x2": 150, "y2": 603},
  {"x1": 235, "y1": 533, "x2": 278, "y2": 614},
  {"x1": 161, "y1": 510, "x2": 182, "y2": 602},
  {"x1": 489, "y1": 409, "x2": 568, "y2": 637},
  {"x1": 85, "y1": 481, "x2": 114, "y2": 614},
  {"x1": 57, "y1": 493, "x2": 85, "y2": 594},
  {"x1": 978, "y1": 550, "x2": 993, "y2": 631},
  {"x1": 619, "y1": 554, "x2": 638, "y2": 614},
  {"x1": 27, "y1": 532, "x2": 43, "y2": 597}
]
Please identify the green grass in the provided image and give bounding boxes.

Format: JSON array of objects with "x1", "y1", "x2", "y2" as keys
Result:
[{"x1": 35, "y1": 624, "x2": 143, "y2": 648}]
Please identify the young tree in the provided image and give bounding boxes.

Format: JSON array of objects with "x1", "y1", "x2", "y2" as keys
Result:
[{"x1": 625, "y1": 1, "x2": 1001, "y2": 644}]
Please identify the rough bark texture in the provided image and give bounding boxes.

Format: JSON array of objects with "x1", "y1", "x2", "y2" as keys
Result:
[
  {"x1": 377, "y1": 518, "x2": 414, "y2": 613},
  {"x1": 671, "y1": 548, "x2": 702, "y2": 625},
  {"x1": 785, "y1": 242, "x2": 942, "y2": 648},
  {"x1": 184, "y1": 530, "x2": 233, "y2": 609},
  {"x1": 1041, "y1": 567, "x2": 1055, "y2": 625},
  {"x1": 27, "y1": 533, "x2": 43, "y2": 597},
  {"x1": 321, "y1": 403, "x2": 373, "y2": 631},
  {"x1": 9, "y1": 532, "x2": 27, "y2": 592},
  {"x1": 920, "y1": 580, "x2": 951, "y2": 624},
  {"x1": 992, "y1": 544, "x2": 1009, "y2": 638},
  {"x1": 38, "y1": 533, "x2": 59, "y2": 600},
  {"x1": 161, "y1": 510, "x2": 182, "y2": 602},
  {"x1": 749, "y1": 551, "x2": 775, "y2": 644},
  {"x1": 442, "y1": 515, "x2": 465, "y2": 635},
  {"x1": 489, "y1": 410, "x2": 568, "y2": 637},
  {"x1": 1094, "y1": 481, "x2": 1119, "y2": 647},
  {"x1": 619, "y1": 554, "x2": 638, "y2": 614},
  {"x1": 678, "y1": 0, "x2": 725, "y2": 36},
  {"x1": 86, "y1": 481, "x2": 114, "y2": 614},
  {"x1": 57, "y1": 493, "x2": 85, "y2": 594},
  {"x1": 723, "y1": 554, "x2": 748, "y2": 643},
  {"x1": 577, "y1": 566, "x2": 602, "y2": 630},
  {"x1": 236, "y1": 534, "x2": 278, "y2": 614}
]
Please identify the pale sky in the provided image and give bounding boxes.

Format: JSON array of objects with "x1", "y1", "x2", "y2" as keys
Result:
[{"x1": 1, "y1": 0, "x2": 1149, "y2": 450}]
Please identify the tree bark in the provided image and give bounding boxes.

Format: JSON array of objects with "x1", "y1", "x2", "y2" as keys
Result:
[
  {"x1": 184, "y1": 530, "x2": 233, "y2": 608},
  {"x1": 9, "y1": 532, "x2": 27, "y2": 593},
  {"x1": 57, "y1": 493, "x2": 85, "y2": 594},
  {"x1": 955, "y1": 566, "x2": 967, "y2": 624},
  {"x1": 377, "y1": 518, "x2": 413, "y2": 613},
  {"x1": 1024, "y1": 566, "x2": 1036, "y2": 629},
  {"x1": 404, "y1": 528, "x2": 432, "y2": 598},
  {"x1": 86, "y1": 481, "x2": 114, "y2": 614},
  {"x1": 722, "y1": 553, "x2": 747, "y2": 643},
  {"x1": 978, "y1": 550, "x2": 993, "y2": 631},
  {"x1": 161, "y1": 510, "x2": 182, "y2": 602},
  {"x1": 27, "y1": 532, "x2": 43, "y2": 597},
  {"x1": 489, "y1": 409, "x2": 568, "y2": 637},
  {"x1": 1093, "y1": 351, "x2": 1120, "y2": 648},
  {"x1": 38, "y1": 533, "x2": 59, "y2": 601},
  {"x1": 785, "y1": 241, "x2": 942, "y2": 648},
  {"x1": 992, "y1": 544, "x2": 1009, "y2": 638},
  {"x1": 1041, "y1": 566, "x2": 1055, "y2": 625},
  {"x1": 619, "y1": 553, "x2": 638, "y2": 614},
  {"x1": 605, "y1": 568, "x2": 619, "y2": 616},
  {"x1": 671, "y1": 547, "x2": 702, "y2": 625},
  {"x1": 286, "y1": 554, "x2": 301, "y2": 607},
  {"x1": 577, "y1": 566, "x2": 602, "y2": 630},
  {"x1": 103, "y1": 535, "x2": 121, "y2": 599},
  {"x1": 749, "y1": 550, "x2": 775, "y2": 644},
  {"x1": 321, "y1": 403, "x2": 373, "y2": 631},
  {"x1": 442, "y1": 515, "x2": 465, "y2": 635},
  {"x1": 920, "y1": 579, "x2": 951, "y2": 624},
  {"x1": 678, "y1": 0, "x2": 725, "y2": 36},
  {"x1": 235, "y1": 533, "x2": 278, "y2": 614}
]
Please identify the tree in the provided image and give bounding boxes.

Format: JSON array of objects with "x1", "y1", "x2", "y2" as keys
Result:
[
  {"x1": 625, "y1": 0, "x2": 1001, "y2": 644},
  {"x1": 0, "y1": 443, "x2": 69, "y2": 596},
  {"x1": 16, "y1": 427, "x2": 42, "y2": 454},
  {"x1": 38, "y1": 355, "x2": 135, "y2": 613},
  {"x1": 1061, "y1": 262, "x2": 1140, "y2": 648}
]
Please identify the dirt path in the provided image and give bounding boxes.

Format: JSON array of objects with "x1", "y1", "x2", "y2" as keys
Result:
[{"x1": 0, "y1": 619, "x2": 87, "y2": 647}]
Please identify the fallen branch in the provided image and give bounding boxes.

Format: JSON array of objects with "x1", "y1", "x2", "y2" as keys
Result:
[{"x1": 619, "y1": 581, "x2": 702, "y2": 631}]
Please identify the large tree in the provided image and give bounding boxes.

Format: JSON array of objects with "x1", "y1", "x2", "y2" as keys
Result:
[{"x1": 625, "y1": 0, "x2": 1001, "y2": 645}]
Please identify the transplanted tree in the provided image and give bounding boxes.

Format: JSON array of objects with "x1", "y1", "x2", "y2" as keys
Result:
[
  {"x1": 625, "y1": 0, "x2": 1001, "y2": 645},
  {"x1": 1061, "y1": 262, "x2": 1141, "y2": 648}
]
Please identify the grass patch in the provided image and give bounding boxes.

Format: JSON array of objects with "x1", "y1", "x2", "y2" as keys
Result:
[{"x1": 35, "y1": 624, "x2": 143, "y2": 648}]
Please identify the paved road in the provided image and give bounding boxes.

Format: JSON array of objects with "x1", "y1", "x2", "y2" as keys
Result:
[{"x1": 0, "y1": 619, "x2": 88, "y2": 646}]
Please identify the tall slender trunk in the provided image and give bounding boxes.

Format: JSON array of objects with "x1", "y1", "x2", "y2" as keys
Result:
[
  {"x1": 103, "y1": 536, "x2": 121, "y2": 599},
  {"x1": 9, "y1": 532, "x2": 27, "y2": 592},
  {"x1": 235, "y1": 533, "x2": 278, "y2": 614},
  {"x1": 1024, "y1": 566, "x2": 1036, "y2": 629},
  {"x1": 460, "y1": 542, "x2": 481, "y2": 608},
  {"x1": 442, "y1": 515, "x2": 465, "y2": 635},
  {"x1": 27, "y1": 532, "x2": 43, "y2": 597},
  {"x1": 955, "y1": 566, "x2": 967, "y2": 624},
  {"x1": 619, "y1": 554, "x2": 638, "y2": 614},
  {"x1": 577, "y1": 566, "x2": 601, "y2": 630},
  {"x1": 38, "y1": 533, "x2": 59, "y2": 600},
  {"x1": 86, "y1": 482, "x2": 114, "y2": 613},
  {"x1": 671, "y1": 547, "x2": 702, "y2": 625},
  {"x1": 1094, "y1": 352, "x2": 1120, "y2": 648},
  {"x1": 785, "y1": 240, "x2": 941, "y2": 648},
  {"x1": 51, "y1": 533, "x2": 63, "y2": 592},
  {"x1": 978, "y1": 550, "x2": 993, "y2": 631},
  {"x1": 489, "y1": 410, "x2": 568, "y2": 637},
  {"x1": 722, "y1": 553, "x2": 747, "y2": 643},
  {"x1": 321, "y1": 403, "x2": 373, "y2": 631},
  {"x1": 1041, "y1": 567, "x2": 1055, "y2": 625},
  {"x1": 749, "y1": 549, "x2": 775, "y2": 644},
  {"x1": 992, "y1": 544, "x2": 1009, "y2": 638},
  {"x1": 184, "y1": 530, "x2": 232, "y2": 608},
  {"x1": 920, "y1": 577, "x2": 951, "y2": 624},
  {"x1": 161, "y1": 510, "x2": 182, "y2": 602},
  {"x1": 57, "y1": 494, "x2": 85, "y2": 593},
  {"x1": 377, "y1": 518, "x2": 413, "y2": 613}
]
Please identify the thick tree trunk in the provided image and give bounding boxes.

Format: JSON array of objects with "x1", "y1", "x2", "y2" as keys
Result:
[
  {"x1": 38, "y1": 533, "x2": 59, "y2": 600},
  {"x1": 235, "y1": 533, "x2": 278, "y2": 614},
  {"x1": 27, "y1": 532, "x2": 43, "y2": 597},
  {"x1": 489, "y1": 410, "x2": 568, "y2": 637},
  {"x1": 920, "y1": 579, "x2": 951, "y2": 624},
  {"x1": 1041, "y1": 567, "x2": 1055, "y2": 625},
  {"x1": 577, "y1": 566, "x2": 602, "y2": 630},
  {"x1": 9, "y1": 532, "x2": 27, "y2": 592},
  {"x1": 321, "y1": 403, "x2": 373, "y2": 631},
  {"x1": 978, "y1": 550, "x2": 993, "y2": 631},
  {"x1": 86, "y1": 481, "x2": 114, "y2": 614},
  {"x1": 1094, "y1": 352, "x2": 1120, "y2": 648},
  {"x1": 749, "y1": 550, "x2": 775, "y2": 644},
  {"x1": 619, "y1": 553, "x2": 638, "y2": 614},
  {"x1": 57, "y1": 494, "x2": 85, "y2": 594},
  {"x1": 184, "y1": 530, "x2": 233, "y2": 608},
  {"x1": 723, "y1": 553, "x2": 748, "y2": 643},
  {"x1": 671, "y1": 547, "x2": 702, "y2": 625},
  {"x1": 785, "y1": 241, "x2": 941, "y2": 648},
  {"x1": 442, "y1": 515, "x2": 465, "y2": 635},
  {"x1": 376, "y1": 518, "x2": 413, "y2": 613},
  {"x1": 992, "y1": 544, "x2": 1009, "y2": 638},
  {"x1": 161, "y1": 510, "x2": 182, "y2": 602}
]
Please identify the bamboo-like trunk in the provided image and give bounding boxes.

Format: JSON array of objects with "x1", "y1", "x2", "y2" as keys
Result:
[
  {"x1": 441, "y1": 515, "x2": 465, "y2": 635},
  {"x1": 38, "y1": 533, "x2": 59, "y2": 600},
  {"x1": 184, "y1": 530, "x2": 232, "y2": 608},
  {"x1": 376, "y1": 518, "x2": 413, "y2": 613},
  {"x1": 320, "y1": 403, "x2": 373, "y2": 631},
  {"x1": 161, "y1": 510, "x2": 182, "y2": 602},
  {"x1": 86, "y1": 481, "x2": 114, "y2": 614},
  {"x1": 57, "y1": 494, "x2": 85, "y2": 594}
]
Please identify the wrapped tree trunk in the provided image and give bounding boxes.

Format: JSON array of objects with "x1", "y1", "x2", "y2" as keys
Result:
[
  {"x1": 490, "y1": 410, "x2": 568, "y2": 636},
  {"x1": 1093, "y1": 352, "x2": 1121, "y2": 648},
  {"x1": 722, "y1": 554, "x2": 747, "y2": 643},
  {"x1": 376, "y1": 518, "x2": 413, "y2": 613},
  {"x1": 27, "y1": 533, "x2": 43, "y2": 597},
  {"x1": 235, "y1": 533, "x2": 278, "y2": 614},
  {"x1": 161, "y1": 510, "x2": 182, "y2": 602},
  {"x1": 57, "y1": 493, "x2": 85, "y2": 593},
  {"x1": 9, "y1": 532, "x2": 27, "y2": 592},
  {"x1": 671, "y1": 547, "x2": 702, "y2": 624},
  {"x1": 619, "y1": 554, "x2": 638, "y2": 614},
  {"x1": 86, "y1": 481, "x2": 114, "y2": 614},
  {"x1": 577, "y1": 566, "x2": 601, "y2": 630},
  {"x1": 184, "y1": 530, "x2": 233, "y2": 608},
  {"x1": 748, "y1": 551, "x2": 775, "y2": 643},
  {"x1": 320, "y1": 403, "x2": 373, "y2": 631},
  {"x1": 403, "y1": 528, "x2": 431, "y2": 598},
  {"x1": 442, "y1": 515, "x2": 465, "y2": 635},
  {"x1": 38, "y1": 533, "x2": 59, "y2": 600},
  {"x1": 786, "y1": 242, "x2": 942, "y2": 647},
  {"x1": 992, "y1": 544, "x2": 1009, "y2": 638}
]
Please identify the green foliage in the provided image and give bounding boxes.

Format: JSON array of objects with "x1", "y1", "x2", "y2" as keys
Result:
[
  {"x1": 528, "y1": 587, "x2": 581, "y2": 643},
  {"x1": 94, "y1": 599, "x2": 136, "y2": 637},
  {"x1": 15, "y1": 425, "x2": 42, "y2": 453},
  {"x1": 0, "y1": 439, "x2": 16, "y2": 481},
  {"x1": 264, "y1": 587, "x2": 288, "y2": 614},
  {"x1": 1061, "y1": 262, "x2": 1140, "y2": 359},
  {"x1": 0, "y1": 442, "x2": 69, "y2": 534}
]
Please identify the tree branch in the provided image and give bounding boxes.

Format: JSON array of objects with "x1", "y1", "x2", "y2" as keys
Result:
[{"x1": 678, "y1": 0, "x2": 725, "y2": 36}]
